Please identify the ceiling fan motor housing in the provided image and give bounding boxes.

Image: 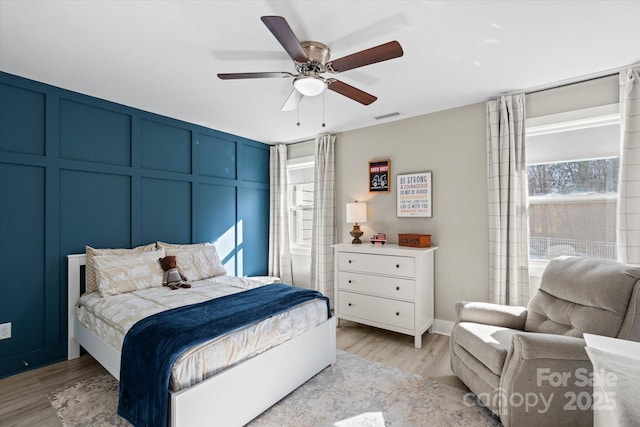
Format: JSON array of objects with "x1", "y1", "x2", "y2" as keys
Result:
[{"x1": 298, "y1": 41, "x2": 330, "y2": 74}]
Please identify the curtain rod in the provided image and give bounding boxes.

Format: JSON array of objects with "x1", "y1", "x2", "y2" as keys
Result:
[
  {"x1": 286, "y1": 138, "x2": 315, "y2": 146},
  {"x1": 505, "y1": 63, "x2": 639, "y2": 97},
  {"x1": 524, "y1": 72, "x2": 617, "y2": 96},
  {"x1": 275, "y1": 132, "x2": 333, "y2": 146},
  {"x1": 267, "y1": 139, "x2": 310, "y2": 146}
]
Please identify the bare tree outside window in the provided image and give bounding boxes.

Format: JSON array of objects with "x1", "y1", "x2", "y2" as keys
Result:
[{"x1": 528, "y1": 158, "x2": 618, "y2": 196}]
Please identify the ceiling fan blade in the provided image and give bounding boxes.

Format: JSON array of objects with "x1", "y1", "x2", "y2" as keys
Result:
[
  {"x1": 281, "y1": 89, "x2": 303, "y2": 111},
  {"x1": 327, "y1": 80, "x2": 377, "y2": 105},
  {"x1": 327, "y1": 41, "x2": 404, "y2": 73},
  {"x1": 217, "y1": 72, "x2": 293, "y2": 80},
  {"x1": 261, "y1": 16, "x2": 309, "y2": 63}
]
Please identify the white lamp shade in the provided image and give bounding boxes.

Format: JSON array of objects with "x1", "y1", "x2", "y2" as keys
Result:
[{"x1": 346, "y1": 202, "x2": 367, "y2": 224}]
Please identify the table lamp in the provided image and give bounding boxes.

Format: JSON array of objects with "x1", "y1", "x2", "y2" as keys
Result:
[{"x1": 346, "y1": 201, "x2": 367, "y2": 244}]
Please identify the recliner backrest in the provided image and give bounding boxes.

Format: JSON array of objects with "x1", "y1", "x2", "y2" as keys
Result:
[{"x1": 525, "y1": 256, "x2": 640, "y2": 338}]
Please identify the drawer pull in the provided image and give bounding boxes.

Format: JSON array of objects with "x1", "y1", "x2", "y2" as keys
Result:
[
  {"x1": 348, "y1": 260, "x2": 352, "y2": 264},
  {"x1": 348, "y1": 280, "x2": 352, "y2": 283},
  {"x1": 348, "y1": 303, "x2": 352, "y2": 307},
  {"x1": 396, "y1": 286, "x2": 400, "y2": 291},
  {"x1": 395, "y1": 312, "x2": 400, "y2": 316},
  {"x1": 396, "y1": 264, "x2": 400, "y2": 268}
]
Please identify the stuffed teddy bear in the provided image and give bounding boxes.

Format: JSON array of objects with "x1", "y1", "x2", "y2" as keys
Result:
[{"x1": 158, "y1": 255, "x2": 191, "y2": 290}]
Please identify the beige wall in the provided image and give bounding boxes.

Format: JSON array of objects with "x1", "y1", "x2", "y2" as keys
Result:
[
  {"x1": 335, "y1": 102, "x2": 488, "y2": 322},
  {"x1": 527, "y1": 74, "x2": 618, "y2": 118},
  {"x1": 287, "y1": 139, "x2": 314, "y2": 159},
  {"x1": 286, "y1": 74, "x2": 620, "y2": 322}
]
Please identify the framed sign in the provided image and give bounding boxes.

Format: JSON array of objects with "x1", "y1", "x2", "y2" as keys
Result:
[
  {"x1": 369, "y1": 160, "x2": 390, "y2": 192},
  {"x1": 397, "y1": 172, "x2": 432, "y2": 217}
]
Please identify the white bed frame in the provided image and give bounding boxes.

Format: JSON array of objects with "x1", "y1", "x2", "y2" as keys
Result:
[{"x1": 67, "y1": 253, "x2": 336, "y2": 427}]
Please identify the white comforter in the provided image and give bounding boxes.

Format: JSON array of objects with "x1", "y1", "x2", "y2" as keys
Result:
[{"x1": 75, "y1": 275, "x2": 327, "y2": 391}]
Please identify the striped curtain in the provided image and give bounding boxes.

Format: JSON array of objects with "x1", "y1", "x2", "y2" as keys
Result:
[
  {"x1": 268, "y1": 144, "x2": 293, "y2": 283},
  {"x1": 486, "y1": 94, "x2": 531, "y2": 306},
  {"x1": 617, "y1": 67, "x2": 640, "y2": 264},
  {"x1": 310, "y1": 134, "x2": 337, "y2": 306}
]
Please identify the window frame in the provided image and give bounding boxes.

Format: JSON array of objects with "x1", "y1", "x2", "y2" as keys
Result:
[
  {"x1": 525, "y1": 104, "x2": 620, "y2": 275},
  {"x1": 286, "y1": 156, "x2": 315, "y2": 254}
]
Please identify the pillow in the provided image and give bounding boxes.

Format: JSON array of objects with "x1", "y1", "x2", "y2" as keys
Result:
[
  {"x1": 157, "y1": 242, "x2": 207, "y2": 250},
  {"x1": 157, "y1": 242, "x2": 226, "y2": 281},
  {"x1": 85, "y1": 243, "x2": 157, "y2": 294},
  {"x1": 94, "y1": 248, "x2": 165, "y2": 297}
]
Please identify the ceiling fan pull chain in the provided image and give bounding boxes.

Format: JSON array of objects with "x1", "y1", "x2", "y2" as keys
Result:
[
  {"x1": 297, "y1": 105, "x2": 301, "y2": 127},
  {"x1": 322, "y1": 92, "x2": 326, "y2": 128}
]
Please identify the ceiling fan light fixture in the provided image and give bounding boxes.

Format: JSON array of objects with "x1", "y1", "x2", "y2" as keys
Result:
[
  {"x1": 294, "y1": 76, "x2": 327, "y2": 97},
  {"x1": 219, "y1": 16, "x2": 404, "y2": 107}
]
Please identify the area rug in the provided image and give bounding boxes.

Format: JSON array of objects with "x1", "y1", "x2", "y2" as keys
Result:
[{"x1": 47, "y1": 350, "x2": 500, "y2": 426}]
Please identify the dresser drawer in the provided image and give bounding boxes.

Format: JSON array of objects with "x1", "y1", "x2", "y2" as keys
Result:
[
  {"x1": 338, "y1": 272, "x2": 415, "y2": 300},
  {"x1": 338, "y1": 291, "x2": 415, "y2": 330},
  {"x1": 338, "y1": 252, "x2": 415, "y2": 278}
]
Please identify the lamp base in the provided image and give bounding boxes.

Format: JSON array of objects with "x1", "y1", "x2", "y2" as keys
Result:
[{"x1": 350, "y1": 224, "x2": 364, "y2": 244}]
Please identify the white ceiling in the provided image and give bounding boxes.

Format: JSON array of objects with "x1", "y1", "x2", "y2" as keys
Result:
[{"x1": 1, "y1": 1, "x2": 639, "y2": 144}]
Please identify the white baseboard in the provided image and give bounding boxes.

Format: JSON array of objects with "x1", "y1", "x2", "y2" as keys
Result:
[{"x1": 433, "y1": 319, "x2": 454, "y2": 336}]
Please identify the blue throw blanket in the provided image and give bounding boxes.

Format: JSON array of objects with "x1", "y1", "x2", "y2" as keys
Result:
[{"x1": 117, "y1": 283, "x2": 330, "y2": 427}]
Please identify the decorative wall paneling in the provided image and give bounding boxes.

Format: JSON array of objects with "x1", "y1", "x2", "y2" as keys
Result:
[{"x1": 0, "y1": 72, "x2": 269, "y2": 378}]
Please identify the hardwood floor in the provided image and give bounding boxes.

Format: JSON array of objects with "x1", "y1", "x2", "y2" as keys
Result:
[
  {"x1": 0, "y1": 353, "x2": 107, "y2": 427},
  {"x1": 0, "y1": 322, "x2": 466, "y2": 426},
  {"x1": 336, "y1": 320, "x2": 467, "y2": 390}
]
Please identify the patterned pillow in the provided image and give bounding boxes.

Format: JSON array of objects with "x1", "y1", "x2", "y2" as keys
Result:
[
  {"x1": 85, "y1": 243, "x2": 157, "y2": 294},
  {"x1": 94, "y1": 249, "x2": 165, "y2": 297},
  {"x1": 157, "y1": 242, "x2": 227, "y2": 281}
]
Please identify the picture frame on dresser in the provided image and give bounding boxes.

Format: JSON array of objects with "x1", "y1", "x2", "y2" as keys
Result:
[
  {"x1": 332, "y1": 243, "x2": 437, "y2": 348},
  {"x1": 397, "y1": 171, "x2": 432, "y2": 217}
]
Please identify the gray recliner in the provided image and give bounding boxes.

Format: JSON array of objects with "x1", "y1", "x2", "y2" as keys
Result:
[{"x1": 450, "y1": 256, "x2": 640, "y2": 426}]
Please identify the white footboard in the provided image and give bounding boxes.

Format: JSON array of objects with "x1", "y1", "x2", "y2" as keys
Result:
[{"x1": 171, "y1": 317, "x2": 336, "y2": 427}]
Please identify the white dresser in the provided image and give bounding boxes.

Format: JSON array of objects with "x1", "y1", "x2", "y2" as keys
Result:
[{"x1": 333, "y1": 243, "x2": 437, "y2": 348}]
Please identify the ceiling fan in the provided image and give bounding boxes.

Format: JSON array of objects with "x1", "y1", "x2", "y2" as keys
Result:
[{"x1": 217, "y1": 16, "x2": 404, "y2": 111}]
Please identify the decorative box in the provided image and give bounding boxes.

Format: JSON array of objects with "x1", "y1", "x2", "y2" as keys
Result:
[{"x1": 398, "y1": 234, "x2": 431, "y2": 248}]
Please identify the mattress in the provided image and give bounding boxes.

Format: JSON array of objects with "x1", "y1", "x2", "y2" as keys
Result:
[{"x1": 75, "y1": 275, "x2": 328, "y2": 391}]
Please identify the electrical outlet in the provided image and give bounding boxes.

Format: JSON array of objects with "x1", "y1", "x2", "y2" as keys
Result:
[{"x1": 0, "y1": 322, "x2": 11, "y2": 340}]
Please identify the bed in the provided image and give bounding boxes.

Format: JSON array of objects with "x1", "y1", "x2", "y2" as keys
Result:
[{"x1": 67, "y1": 243, "x2": 336, "y2": 427}]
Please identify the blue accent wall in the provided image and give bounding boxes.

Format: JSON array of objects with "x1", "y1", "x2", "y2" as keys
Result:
[{"x1": 0, "y1": 72, "x2": 270, "y2": 378}]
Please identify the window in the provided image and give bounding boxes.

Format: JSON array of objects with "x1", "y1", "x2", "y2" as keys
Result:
[
  {"x1": 287, "y1": 157, "x2": 314, "y2": 249},
  {"x1": 526, "y1": 105, "x2": 620, "y2": 261}
]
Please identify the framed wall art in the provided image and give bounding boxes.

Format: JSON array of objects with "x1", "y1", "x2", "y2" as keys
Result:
[
  {"x1": 369, "y1": 159, "x2": 390, "y2": 192},
  {"x1": 397, "y1": 171, "x2": 432, "y2": 217}
]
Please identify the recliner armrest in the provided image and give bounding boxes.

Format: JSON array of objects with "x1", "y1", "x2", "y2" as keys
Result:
[
  {"x1": 510, "y1": 332, "x2": 588, "y2": 361},
  {"x1": 455, "y1": 301, "x2": 527, "y2": 330},
  {"x1": 499, "y1": 332, "x2": 592, "y2": 426}
]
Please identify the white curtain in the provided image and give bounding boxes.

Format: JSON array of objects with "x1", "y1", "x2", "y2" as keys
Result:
[
  {"x1": 268, "y1": 144, "x2": 293, "y2": 283},
  {"x1": 486, "y1": 94, "x2": 531, "y2": 306},
  {"x1": 617, "y1": 67, "x2": 640, "y2": 265},
  {"x1": 310, "y1": 134, "x2": 337, "y2": 306}
]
